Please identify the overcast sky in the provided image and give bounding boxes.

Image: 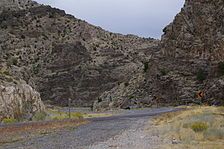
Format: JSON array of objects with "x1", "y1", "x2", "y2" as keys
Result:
[{"x1": 35, "y1": 0, "x2": 184, "y2": 39}]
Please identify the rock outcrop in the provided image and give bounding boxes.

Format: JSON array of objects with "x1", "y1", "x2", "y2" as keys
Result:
[
  {"x1": 0, "y1": 79, "x2": 45, "y2": 121},
  {"x1": 161, "y1": 0, "x2": 224, "y2": 61}
]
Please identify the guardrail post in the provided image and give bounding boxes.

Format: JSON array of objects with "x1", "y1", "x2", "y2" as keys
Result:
[{"x1": 68, "y1": 98, "x2": 71, "y2": 119}]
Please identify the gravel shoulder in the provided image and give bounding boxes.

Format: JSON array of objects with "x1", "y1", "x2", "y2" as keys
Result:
[
  {"x1": 0, "y1": 107, "x2": 176, "y2": 149},
  {"x1": 89, "y1": 118, "x2": 161, "y2": 149}
]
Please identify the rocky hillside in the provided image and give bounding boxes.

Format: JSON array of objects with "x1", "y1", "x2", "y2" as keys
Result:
[
  {"x1": 0, "y1": 0, "x2": 158, "y2": 108},
  {"x1": 94, "y1": 0, "x2": 224, "y2": 110},
  {"x1": 0, "y1": 0, "x2": 39, "y2": 13},
  {"x1": 1, "y1": 0, "x2": 224, "y2": 113},
  {"x1": 0, "y1": 1, "x2": 45, "y2": 120},
  {"x1": 159, "y1": 0, "x2": 224, "y2": 105}
]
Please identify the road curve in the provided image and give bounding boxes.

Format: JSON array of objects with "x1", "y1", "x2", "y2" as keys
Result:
[{"x1": 1, "y1": 107, "x2": 178, "y2": 149}]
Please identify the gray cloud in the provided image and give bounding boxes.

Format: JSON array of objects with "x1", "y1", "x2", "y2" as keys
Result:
[{"x1": 36, "y1": 0, "x2": 184, "y2": 39}]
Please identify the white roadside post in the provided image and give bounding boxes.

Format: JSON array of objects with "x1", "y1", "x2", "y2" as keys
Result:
[
  {"x1": 68, "y1": 98, "x2": 72, "y2": 119},
  {"x1": 68, "y1": 86, "x2": 73, "y2": 119}
]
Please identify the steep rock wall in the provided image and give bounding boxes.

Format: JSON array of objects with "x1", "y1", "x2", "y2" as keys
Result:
[{"x1": 161, "y1": 0, "x2": 224, "y2": 61}]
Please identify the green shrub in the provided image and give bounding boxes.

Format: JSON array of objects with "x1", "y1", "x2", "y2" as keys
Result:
[
  {"x1": 160, "y1": 68, "x2": 168, "y2": 76},
  {"x1": 12, "y1": 57, "x2": 18, "y2": 65},
  {"x1": 7, "y1": 57, "x2": 18, "y2": 66},
  {"x1": 52, "y1": 115, "x2": 67, "y2": 121},
  {"x1": 32, "y1": 63, "x2": 40, "y2": 74},
  {"x1": 143, "y1": 62, "x2": 149, "y2": 73},
  {"x1": 97, "y1": 98, "x2": 102, "y2": 102},
  {"x1": 21, "y1": 35, "x2": 25, "y2": 39},
  {"x1": 124, "y1": 82, "x2": 129, "y2": 87},
  {"x1": 49, "y1": 14, "x2": 55, "y2": 18},
  {"x1": 0, "y1": 69, "x2": 10, "y2": 77},
  {"x1": 52, "y1": 112, "x2": 83, "y2": 120},
  {"x1": 218, "y1": 62, "x2": 224, "y2": 76},
  {"x1": 191, "y1": 122, "x2": 208, "y2": 132},
  {"x1": 71, "y1": 112, "x2": 83, "y2": 119},
  {"x1": 3, "y1": 70, "x2": 10, "y2": 75},
  {"x1": 196, "y1": 69, "x2": 207, "y2": 82},
  {"x1": 32, "y1": 112, "x2": 47, "y2": 121},
  {"x1": 6, "y1": 77, "x2": 14, "y2": 82},
  {"x1": 0, "y1": 69, "x2": 10, "y2": 76},
  {"x1": 1, "y1": 118, "x2": 17, "y2": 124},
  {"x1": 129, "y1": 95, "x2": 135, "y2": 99}
]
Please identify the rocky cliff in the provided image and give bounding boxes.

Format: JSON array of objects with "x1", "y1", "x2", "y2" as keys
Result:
[
  {"x1": 94, "y1": 0, "x2": 224, "y2": 110},
  {"x1": 158, "y1": 0, "x2": 224, "y2": 105},
  {"x1": 1, "y1": 0, "x2": 224, "y2": 112},
  {"x1": 161, "y1": 0, "x2": 224, "y2": 61},
  {"x1": 0, "y1": 0, "x2": 158, "y2": 108}
]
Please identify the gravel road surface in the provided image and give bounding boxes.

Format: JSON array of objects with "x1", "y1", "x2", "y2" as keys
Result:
[{"x1": 1, "y1": 107, "x2": 176, "y2": 149}]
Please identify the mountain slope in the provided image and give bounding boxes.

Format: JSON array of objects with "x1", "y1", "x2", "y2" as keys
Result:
[
  {"x1": 94, "y1": 0, "x2": 224, "y2": 110},
  {"x1": 1, "y1": 0, "x2": 224, "y2": 112},
  {"x1": 0, "y1": 0, "x2": 158, "y2": 107},
  {"x1": 159, "y1": 0, "x2": 224, "y2": 105}
]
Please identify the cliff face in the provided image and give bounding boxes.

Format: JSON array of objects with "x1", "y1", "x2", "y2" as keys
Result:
[
  {"x1": 156, "y1": 0, "x2": 224, "y2": 106},
  {"x1": 0, "y1": 1, "x2": 158, "y2": 107},
  {"x1": 159, "y1": 0, "x2": 224, "y2": 104},
  {"x1": 161, "y1": 0, "x2": 224, "y2": 61},
  {"x1": 1, "y1": 0, "x2": 224, "y2": 112},
  {"x1": 94, "y1": 0, "x2": 224, "y2": 110}
]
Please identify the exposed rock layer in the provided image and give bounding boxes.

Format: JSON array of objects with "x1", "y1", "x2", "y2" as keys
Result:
[
  {"x1": 0, "y1": 1, "x2": 157, "y2": 107},
  {"x1": 1, "y1": 0, "x2": 224, "y2": 112},
  {"x1": 94, "y1": 0, "x2": 224, "y2": 110}
]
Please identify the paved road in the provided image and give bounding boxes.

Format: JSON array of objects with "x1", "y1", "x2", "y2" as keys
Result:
[{"x1": 1, "y1": 107, "x2": 177, "y2": 149}]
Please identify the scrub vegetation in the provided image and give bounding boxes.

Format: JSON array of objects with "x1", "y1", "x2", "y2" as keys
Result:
[{"x1": 150, "y1": 106, "x2": 224, "y2": 149}]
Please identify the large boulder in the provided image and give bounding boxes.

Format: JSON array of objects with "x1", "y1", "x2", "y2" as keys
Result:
[{"x1": 0, "y1": 81, "x2": 45, "y2": 121}]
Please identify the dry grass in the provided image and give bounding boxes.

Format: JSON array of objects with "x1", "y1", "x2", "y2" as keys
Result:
[
  {"x1": 46, "y1": 108, "x2": 112, "y2": 120},
  {"x1": 0, "y1": 107, "x2": 113, "y2": 145},
  {"x1": 83, "y1": 113, "x2": 113, "y2": 118},
  {"x1": 148, "y1": 106, "x2": 224, "y2": 149},
  {"x1": 45, "y1": 109, "x2": 84, "y2": 120},
  {"x1": 0, "y1": 105, "x2": 115, "y2": 145},
  {"x1": 0, "y1": 119, "x2": 87, "y2": 145}
]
